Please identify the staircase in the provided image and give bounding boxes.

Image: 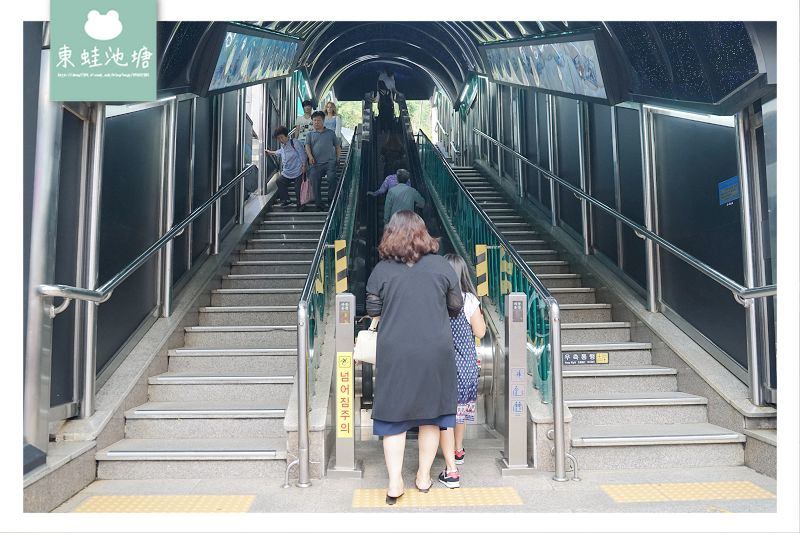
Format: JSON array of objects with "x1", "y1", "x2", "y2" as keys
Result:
[
  {"x1": 450, "y1": 166, "x2": 746, "y2": 470},
  {"x1": 95, "y1": 149, "x2": 347, "y2": 479}
]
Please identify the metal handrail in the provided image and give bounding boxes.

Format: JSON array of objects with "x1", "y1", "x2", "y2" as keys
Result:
[
  {"x1": 472, "y1": 128, "x2": 777, "y2": 305},
  {"x1": 295, "y1": 130, "x2": 357, "y2": 488},
  {"x1": 418, "y1": 129, "x2": 567, "y2": 481},
  {"x1": 38, "y1": 164, "x2": 258, "y2": 307}
]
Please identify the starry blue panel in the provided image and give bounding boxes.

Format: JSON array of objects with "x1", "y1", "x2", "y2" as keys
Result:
[
  {"x1": 610, "y1": 22, "x2": 672, "y2": 98},
  {"x1": 684, "y1": 22, "x2": 759, "y2": 102},
  {"x1": 653, "y1": 21, "x2": 713, "y2": 102}
]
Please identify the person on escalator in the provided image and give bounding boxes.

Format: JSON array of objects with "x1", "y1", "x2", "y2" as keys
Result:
[
  {"x1": 383, "y1": 169, "x2": 425, "y2": 225},
  {"x1": 367, "y1": 170, "x2": 412, "y2": 197},
  {"x1": 438, "y1": 253, "x2": 486, "y2": 486},
  {"x1": 265, "y1": 125, "x2": 307, "y2": 209},
  {"x1": 365, "y1": 210, "x2": 463, "y2": 504}
]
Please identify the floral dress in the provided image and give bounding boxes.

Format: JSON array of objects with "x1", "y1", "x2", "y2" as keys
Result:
[{"x1": 450, "y1": 293, "x2": 480, "y2": 424}]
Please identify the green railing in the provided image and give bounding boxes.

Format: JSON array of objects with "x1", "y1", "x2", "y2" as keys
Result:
[
  {"x1": 418, "y1": 129, "x2": 567, "y2": 481},
  {"x1": 295, "y1": 128, "x2": 361, "y2": 487},
  {"x1": 418, "y1": 131, "x2": 557, "y2": 402}
]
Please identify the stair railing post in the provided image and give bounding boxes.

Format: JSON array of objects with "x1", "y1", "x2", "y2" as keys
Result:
[
  {"x1": 549, "y1": 299, "x2": 568, "y2": 481},
  {"x1": 501, "y1": 292, "x2": 535, "y2": 476},
  {"x1": 328, "y1": 292, "x2": 363, "y2": 478},
  {"x1": 296, "y1": 302, "x2": 312, "y2": 487}
]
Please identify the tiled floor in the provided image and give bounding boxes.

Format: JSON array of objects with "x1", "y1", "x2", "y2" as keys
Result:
[{"x1": 53, "y1": 432, "x2": 777, "y2": 514}]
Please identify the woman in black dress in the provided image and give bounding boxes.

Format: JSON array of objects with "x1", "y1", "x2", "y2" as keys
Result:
[{"x1": 366, "y1": 210, "x2": 464, "y2": 504}]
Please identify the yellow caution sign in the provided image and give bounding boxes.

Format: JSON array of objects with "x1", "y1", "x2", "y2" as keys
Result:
[
  {"x1": 336, "y1": 352, "x2": 354, "y2": 438},
  {"x1": 315, "y1": 257, "x2": 324, "y2": 294},
  {"x1": 475, "y1": 244, "x2": 488, "y2": 297},
  {"x1": 335, "y1": 240, "x2": 348, "y2": 293}
]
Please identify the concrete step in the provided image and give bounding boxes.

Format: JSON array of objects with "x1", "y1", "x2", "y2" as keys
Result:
[
  {"x1": 559, "y1": 304, "x2": 612, "y2": 322},
  {"x1": 494, "y1": 222, "x2": 531, "y2": 230},
  {"x1": 537, "y1": 274, "x2": 583, "y2": 289},
  {"x1": 561, "y1": 322, "x2": 631, "y2": 344},
  {"x1": 486, "y1": 215, "x2": 526, "y2": 222},
  {"x1": 549, "y1": 287, "x2": 596, "y2": 304},
  {"x1": 230, "y1": 260, "x2": 312, "y2": 275},
  {"x1": 476, "y1": 201, "x2": 509, "y2": 209},
  {"x1": 503, "y1": 230, "x2": 540, "y2": 238},
  {"x1": 168, "y1": 347, "x2": 297, "y2": 373},
  {"x1": 262, "y1": 211, "x2": 329, "y2": 219},
  {"x1": 507, "y1": 239, "x2": 551, "y2": 251},
  {"x1": 147, "y1": 373, "x2": 294, "y2": 402},
  {"x1": 238, "y1": 249, "x2": 315, "y2": 262},
  {"x1": 222, "y1": 274, "x2": 307, "y2": 289},
  {"x1": 565, "y1": 392, "x2": 708, "y2": 426},
  {"x1": 246, "y1": 238, "x2": 320, "y2": 250},
  {"x1": 198, "y1": 306, "x2": 297, "y2": 326},
  {"x1": 183, "y1": 325, "x2": 297, "y2": 348},
  {"x1": 561, "y1": 342, "x2": 654, "y2": 366},
  {"x1": 254, "y1": 229, "x2": 323, "y2": 239},
  {"x1": 124, "y1": 402, "x2": 288, "y2": 439},
  {"x1": 211, "y1": 288, "x2": 302, "y2": 307},
  {"x1": 483, "y1": 208, "x2": 518, "y2": 215},
  {"x1": 527, "y1": 260, "x2": 571, "y2": 274},
  {"x1": 569, "y1": 423, "x2": 744, "y2": 470},
  {"x1": 96, "y1": 438, "x2": 287, "y2": 479},
  {"x1": 562, "y1": 365, "x2": 677, "y2": 395},
  {"x1": 260, "y1": 220, "x2": 324, "y2": 228},
  {"x1": 516, "y1": 249, "x2": 560, "y2": 261}
]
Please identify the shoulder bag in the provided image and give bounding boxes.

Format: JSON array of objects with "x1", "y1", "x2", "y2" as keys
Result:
[{"x1": 353, "y1": 317, "x2": 379, "y2": 366}]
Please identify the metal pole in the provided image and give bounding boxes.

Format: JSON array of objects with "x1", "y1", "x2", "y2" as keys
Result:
[
  {"x1": 546, "y1": 95, "x2": 558, "y2": 227},
  {"x1": 24, "y1": 48, "x2": 63, "y2": 450},
  {"x1": 186, "y1": 98, "x2": 197, "y2": 268},
  {"x1": 81, "y1": 103, "x2": 106, "y2": 418},
  {"x1": 296, "y1": 302, "x2": 312, "y2": 487},
  {"x1": 513, "y1": 88, "x2": 524, "y2": 198},
  {"x1": 496, "y1": 84, "x2": 503, "y2": 177},
  {"x1": 549, "y1": 299, "x2": 567, "y2": 481},
  {"x1": 577, "y1": 101, "x2": 591, "y2": 255},
  {"x1": 161, "y1": 98, "x2": 178, "y2": 318},
  {"x1": 260, "y1": 83, "x2": 268, "y2": 195},
  {"x1": 640, "y1": 106, "x2": 659, "y2": 312},
  {"x1": 329, "y1": 293, "x2": 363, "y2": 477},
  {"x1": 735, "y1": 110, "x2": 764, "y2": 407},
  {"x1": 211, "y1": 95, "x2": 223, "y2": 255},
  {"x1": 238, "y1": 89, "x2": 247, "y2": 225}
]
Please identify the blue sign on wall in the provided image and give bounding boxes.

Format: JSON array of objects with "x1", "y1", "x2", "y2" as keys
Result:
[{"x1": 718, "y1": 175, "x2": 741, "y2": 206}]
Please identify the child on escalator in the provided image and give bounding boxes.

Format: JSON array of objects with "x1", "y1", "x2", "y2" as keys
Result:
[{"x1": 438, "y1": 254, "x2": 487, "y2": 488}]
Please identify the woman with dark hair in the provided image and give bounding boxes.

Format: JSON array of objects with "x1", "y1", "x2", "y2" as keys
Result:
[{"x1": 365, "y1": 211, "x2": 464, "y2": 504}]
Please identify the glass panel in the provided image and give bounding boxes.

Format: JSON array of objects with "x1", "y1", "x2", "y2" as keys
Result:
[
  {"x1": 220, "y1": 91, "x2": 240, "y2": 232},
  {"x1": 172, "y1": 99, "x2": 192, "y2": 285},
  {"x1": 51, "y1": 109, "x2": 83, "y2": 406},
  {"x1": 537, "y1": 92, "x2": 551, "y2": 212},
  {"x1": 500, "y1": 86, "x2": 516, "y2": 181},
  {"x1": 192, "y1": 97, "x2": 213, "y2": 264},
  {"x1": 653, "y1": 113, "x2": 746, "y2": 370},
  {"x1": 616, "y1": 107, "x2": 647, "y2": 288},
  {"x1": 488, "y1": 83, "x2": 498, "y2": 169},
  {"x1": 96, "y1": 106, "x2": 163, "y2": 376},
  {"x1": 522, "y1": 89, "x2": 540, "y2": 204},
  {"x1": 588, "y1": 104, "x2": 618, "y2": 264},
  {"x1": 555, "y1": 96, "x2": 582, "y2": 237}
]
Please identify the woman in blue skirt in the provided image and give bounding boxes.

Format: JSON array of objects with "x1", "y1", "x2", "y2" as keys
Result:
[{"x1": 365, "y1": 211, "x2": 464, "y2": 504}]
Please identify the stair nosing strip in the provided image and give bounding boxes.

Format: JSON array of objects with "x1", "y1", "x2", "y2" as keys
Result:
[{"x1": 561, "y1": 342, "x2": 652, "y2": 350}]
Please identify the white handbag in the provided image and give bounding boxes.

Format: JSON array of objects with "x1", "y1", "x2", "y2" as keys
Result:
[{"x1": 353, "y1": 318, "x2": 379, "y2": 366}]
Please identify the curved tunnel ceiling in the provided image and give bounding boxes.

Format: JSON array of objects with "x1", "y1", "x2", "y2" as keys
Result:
[
  {"x1": 257, "y1": 21, "x2": 596, "y2": 102},
  {"x1": 158, "y1": 21, "x2": 772, "y2": 113}
]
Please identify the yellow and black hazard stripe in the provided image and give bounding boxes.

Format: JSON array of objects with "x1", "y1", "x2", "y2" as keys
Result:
[
  {"x1": 500, "y1": 246, "x2": 512, "y2": 295},
  {"x1": 475, "y1": 244, "x2": 488, "y2": 297},
  {"x1": 315, "y1": 257, "x2": 324, "y2": 294},
  {"x1": 335, "y1": 240, "x2": 348, "y2": 293}
]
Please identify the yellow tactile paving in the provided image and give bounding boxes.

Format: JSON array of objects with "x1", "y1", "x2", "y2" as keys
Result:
[
  {"x1": 601, "y1": 481, "x2": 775, "y2": 503},
  {"x1": 73, "y1": 495, "x2": 255, "y2": 513},
  {"x1": 352, "y1": 487, "x2": 523, "y2": 508}
]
